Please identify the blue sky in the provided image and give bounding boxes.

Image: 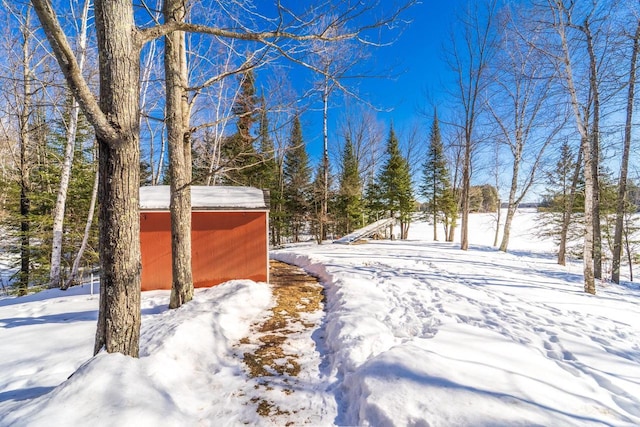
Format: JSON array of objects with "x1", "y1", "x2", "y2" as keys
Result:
[{"x1": 300, "y1": 1, "x2": 458, "y2": 164}]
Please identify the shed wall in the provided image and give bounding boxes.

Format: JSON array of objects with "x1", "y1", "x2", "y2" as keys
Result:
[{"x1": 140, "y1": 211, "x2": 268, "y2": 291}]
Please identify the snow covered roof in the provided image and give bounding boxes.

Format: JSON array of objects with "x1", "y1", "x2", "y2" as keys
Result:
[{"x1": 139, "y1": 185, "x2": 269, "y2": 211}]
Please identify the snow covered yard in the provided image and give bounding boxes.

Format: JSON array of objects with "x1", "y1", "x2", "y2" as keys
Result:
[{"x1": 0, "y1": 211, "x2": 639, "y2": 426}]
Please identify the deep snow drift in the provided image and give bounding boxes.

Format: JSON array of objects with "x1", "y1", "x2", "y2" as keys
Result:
[{"x1": 1, "y1": 210, "x2": 639, "y2": 426}]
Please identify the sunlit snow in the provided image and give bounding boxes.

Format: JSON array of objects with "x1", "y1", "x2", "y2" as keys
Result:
[{"x1": 1, "y1": 210, "x2": 639, "y2": 426}]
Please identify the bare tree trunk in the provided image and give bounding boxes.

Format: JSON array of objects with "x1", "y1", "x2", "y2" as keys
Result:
[
  {"x1": 49, "y1": 0, "x2": 90, "y2": 288},
  {"x1": 89, "y1": 0, "x2": 143, "y2": 356},
  {"x1": 449, "y1": 1, "x2": 497, "y2": 251},
  {"x1": 558, "y1": 146, "x2": 582, "y2": 266},
  {"x1": 552, "y1": 0, "x2": 595, "y2": 293},
  {"x1": 18, "y1": 9, "x2": 33, "y2": 295},
  {"x1": 612, "y1": 20, "x2": 640, "y2": 283},
  {"x1": 433, "y1": 178, "x2": 438, "y2": 241},
  {"x1": 461, "y1": 141, "x2": 470, "y2": 250},
  {"x1": 65, "y1": 153, "x2": 98, "y2": 289},
  {"x1": 493, "y1": 201, "x2": 501, "y2": 247},
  {"x1": 320, "y1": 77, "x2": 329, "y2": 244},
  {"x1": 499, "y1": 154, "x2": 520, "y2": 252},
  {"x1": 164, "y1": 0, "x2": 194, "y2": 309},
  {"x1": 584, "y1": 20, "x2": 602, "y2": 280},
  {"x1": 624, "y1": 223, "x2": 633, "y2": 282}
]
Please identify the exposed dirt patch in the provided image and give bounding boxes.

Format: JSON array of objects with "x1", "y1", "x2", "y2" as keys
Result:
[{"x1": 240, "y1": 260, "x2": 325, "y2": 422}]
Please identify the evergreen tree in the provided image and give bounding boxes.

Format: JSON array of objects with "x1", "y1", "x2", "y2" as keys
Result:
[
  {"x1": 254, "y1": 98, "x2": 284, "y2": 246},
  {"x1": 377, "y1": 125, "x2": 414, "y2": 239},
  {"x1": 538, "y1": 141, "x2": 584, "y2": 258},
  {"x1": 254, "y1": 96, "x2": 278, "y2": 189},
  {"x1": 220, "y1": 70, "x2": 259, "y2": 185},
  {"x1": 337, "y1": 136, "x2": 364, "y2": 235},
  {"x1": 364, "y1": 177, "x2": 385, "y2": 223},
  {"x1": 283, "y1": 115, "x2": 311, "y2": 242},
  {"x1": 2, "y1": 107, "x2": 97, "y2": 288},
  {"x1": 420, "y1": 111, "x2": 453, "y2": 241}
]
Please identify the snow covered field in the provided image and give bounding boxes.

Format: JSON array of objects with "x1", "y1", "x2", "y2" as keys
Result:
[{"x1": 1, "y1": 210, "x2": 639, "y2": 426}]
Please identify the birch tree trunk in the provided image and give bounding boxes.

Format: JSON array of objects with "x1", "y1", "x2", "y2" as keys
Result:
[
  {"x1": 612, "y1": 20, "x2": 640, "y2": 283},
  {"x1": 65, "y1": 155, "x2": 99, "y2": 289},
  {"x1": 558, "y1": 146, "x2": 582, "y2": 266},
  {"x1": 552, "y1": 0, "x2": 596, "y2": 293},
  {"x1": 18, "y1": 12, "x2": 33, "y2": 294},
  {"x1": 49, "y1": 0, "x2": 90, "y2": 288},
  {"x1": 584, "y1": 20, "x2": 602, "y2": 280},
  {"x1": 164, "y1": 0, "x2": 193, "y2": 309}
]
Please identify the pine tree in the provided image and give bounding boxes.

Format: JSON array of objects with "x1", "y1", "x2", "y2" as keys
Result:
[
  {"x1": 538, "y1": 140, "x2": 584, "y2": 260},
  {"x1": 338, "y1": 136, "x2": 364, "y2": 235},
  {"x1": 283, "y1": 115, "x2": 311, "y2": 242},
  {"x1": 377, "y1": 125, "x2": 414, "y2": 239},
  {"x1": 254, "y1": 98, "x2": 284, "y2": 246},
  {"x1": 221, "y1": 70, "x2": 259, "y2": 185},
  {"x1": 420, "y1": 111, "x2": 453, "y2": 241},
  {"x1": 254, "y1": 96, "x2": 277, "y2": 189}
]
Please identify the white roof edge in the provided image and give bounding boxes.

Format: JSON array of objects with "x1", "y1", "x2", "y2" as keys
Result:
[{"x1": 139, "y1": 185, "x2": 269, "y2": 210}]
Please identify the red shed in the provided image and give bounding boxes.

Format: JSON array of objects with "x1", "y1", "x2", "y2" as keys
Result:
[{"x1": 139, "y1": 185, "x2": 269, "y2": 291}]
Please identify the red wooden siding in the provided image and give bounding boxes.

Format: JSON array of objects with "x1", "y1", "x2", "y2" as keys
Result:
[{"x1": 140, "y1": 211, "x2": 268, "y2": 291}]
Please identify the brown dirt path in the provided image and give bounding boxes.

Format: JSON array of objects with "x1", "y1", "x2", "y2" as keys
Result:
[{"x1": 238, "y1": 260, "x2": 326, "y2": 424}]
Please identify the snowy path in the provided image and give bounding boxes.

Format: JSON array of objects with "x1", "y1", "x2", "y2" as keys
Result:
[{"x1": 273, "y1": 238, "x2": 640, "y2": 426}]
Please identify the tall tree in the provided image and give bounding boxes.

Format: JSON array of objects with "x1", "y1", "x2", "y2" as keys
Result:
[
  {"x1": 543, "y1": 0, "x2": 611, "y2": 294},
  {"x1": 221, "y1": 70, "x2": 259, "y2": 185},
  {"x1": 487, "y1": 6, "x2": 564, "y2": 253},
  {"x1": 612, "y1": 19, "x2": 640, "y2": 283},
  {"x1": 337, "y1": 135, "x2": 364, "y2": 235},
  {"x1": 49, "y1": 0, "x2": 91, "y2": 289},
  {"x1": 283, "y1": 115, "x2": 311, "y2": 242},
  {"x1": 420, "y1": 110, "x2": 452, "y2": 241},
  {"x1": 447, "y1": 0, "x2": 497, "y2": 250},
  {"x1": 164, "y1": 0, "x2": 193, "y2": 309},
  {"x1": 378, "y1": 125, "x2": 414, "y2": 239}
]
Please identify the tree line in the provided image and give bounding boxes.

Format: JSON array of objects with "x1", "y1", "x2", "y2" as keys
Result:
[
  {"x1": 0, "y1": 0, "x2": 415, "y2": 357},
  {"x1": 0, "y1": 0, "x2": 639, "y2": 358}
]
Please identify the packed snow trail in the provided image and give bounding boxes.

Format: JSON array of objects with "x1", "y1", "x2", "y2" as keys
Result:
[{"x1": 272, "y1": 238, "x2": 640, "y2": 426}]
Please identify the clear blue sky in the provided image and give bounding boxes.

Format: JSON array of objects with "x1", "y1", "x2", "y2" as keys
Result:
[{"x1": 301, "y1": 1, "x2": 459, "y2": 164}]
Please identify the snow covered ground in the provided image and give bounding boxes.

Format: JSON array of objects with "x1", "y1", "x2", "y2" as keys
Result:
[{"x1": 1, "y1": 210, "x2": 639, "y2": 426}]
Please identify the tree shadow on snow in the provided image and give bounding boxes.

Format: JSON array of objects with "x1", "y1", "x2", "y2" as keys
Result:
[
  {"x1": 0, "y1": 386, "x2": 55, "y2": 403},
  {"x1": 0, "y1": 310, "x2": 97, "y2": 328}
]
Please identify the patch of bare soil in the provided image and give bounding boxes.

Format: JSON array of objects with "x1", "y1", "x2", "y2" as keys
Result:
[{"x1": 239, "y1": 260, "x2": 325, "y2": 423}]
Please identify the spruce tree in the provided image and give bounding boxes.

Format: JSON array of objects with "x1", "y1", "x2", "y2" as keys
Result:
[
  {"x1": 255, "y1": 96, "x2": 278, "y2": 190},
  {"x1": 221, "y1": 70, "x2": 259, "y2": 185},
  {"x1": 338, "y1": 136, "x2": 364, "y2": 235},
  {"x1": 283, "y1": 115, "x2": 311, "y2": 242},
  {"x1": 420, "y1": 111, "x2": 453, "y2": 241},
  {"x1": 377, "y1": 125, "x2": 414, "y2": 239},
  {"x1": 254, "y1": 97, "x2": 283, "y2": 245}
]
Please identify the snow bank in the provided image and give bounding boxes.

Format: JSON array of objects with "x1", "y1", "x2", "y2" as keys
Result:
[{"x1": 0, "y1": 280, "x2": 273, "y2": 426}]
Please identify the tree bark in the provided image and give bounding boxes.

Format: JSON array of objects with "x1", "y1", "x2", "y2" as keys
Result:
[
  {"x1": 460, "y1": 141, "x2": 470, "y2": 250},
  {"x1": 50, "y1": 0, "x2": 90, "y2": 289},
  {"x1": 499, "y1": 151, "x2": 521, "y2": 252},
  {"x1": 18, "y1": 9, "x2": 33, "y2": 294},
  {"x1": 92, "y1": 0, "x2": 142, "y2": 355},
  {"x1": 164, "y1": 0, "x2": 194, "y2": 309},
  {"x1": 320, "y1": 77, "x2": 329, "y2": 244},
  {"x1": 553, "y1": 0, "x2": 596, "y2": 293},
  {"x1": 584, "y1": 20, "x2": 602, "y2": 280},
  {"x1": 612, "y1": 20, "x2": 640, "y2": 283},
  {"x1": 558, "y1": 146, "x2": 582, "y2": 266}
]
